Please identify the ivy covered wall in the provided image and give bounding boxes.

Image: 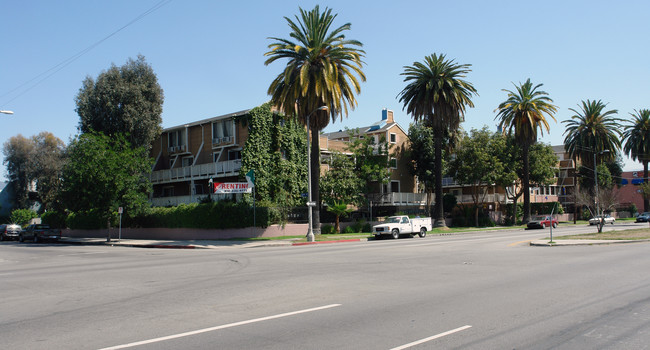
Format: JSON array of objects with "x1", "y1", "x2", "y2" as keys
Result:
[{"x1": 238, "y1": 102, "x2": 308, "y2": 208}]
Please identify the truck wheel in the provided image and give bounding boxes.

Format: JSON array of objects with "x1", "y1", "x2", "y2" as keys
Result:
[
  {"x1": 33, "y1": 235, "x2": 38, "y2": 243},
  {"x1": 391, "y1": 229, "x2": 400, "y2": 239},
  {"x1": 19, "y1": 234, "x2": 24, "y2": 242},
  {"x1": 418, "y1": 227, "x2": 427, "y2": 238}
]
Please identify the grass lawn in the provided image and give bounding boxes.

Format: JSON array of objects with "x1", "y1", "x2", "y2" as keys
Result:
[{"x1": 554, "y1": 228, "x2": 650, "y2": 240}]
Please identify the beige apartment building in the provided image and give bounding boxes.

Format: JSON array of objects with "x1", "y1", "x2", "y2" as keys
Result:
[{"x1": 149, "y1": 106, "x2": 421, "y2": 208}]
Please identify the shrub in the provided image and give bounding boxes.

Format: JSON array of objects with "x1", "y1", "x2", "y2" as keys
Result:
[
  {"x1": 41, "y1": 211, "x2": 68, "y2": 229},
  {"x1": 343, "y1": 225, "x2": 355, "y2": 233},
  {"x1": 321, "y1": 224, "x2": 336, "y2": 234},
  {"x1": 10, "y1": 209, "x2": 38, "y2": 226}
]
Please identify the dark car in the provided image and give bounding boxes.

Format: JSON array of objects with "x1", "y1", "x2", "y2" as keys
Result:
[
  {"x1": 0, "y1": 224, "x2": 22, "y2": 241},
  {"x1": 636, "y1": 212, "x2": 650, "y2": 222},
  {"x1": 527, "y1": 215, "x2": 558, "y2": 229}
]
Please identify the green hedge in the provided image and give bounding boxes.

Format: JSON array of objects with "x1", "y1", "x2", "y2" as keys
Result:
[{"x1": 47, "y1": 202, "x2": 276, "y2": 230}]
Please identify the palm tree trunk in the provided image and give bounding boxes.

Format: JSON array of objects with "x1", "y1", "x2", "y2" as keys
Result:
[
  {"x1": 311, "y1": 126, "x2": 321, "y2": 234},
  {"x1": 433, "y1": 128, "x2": 446, "y2": 227},
  {"x1": 522, "y1": 142, "x2": 531, "y2": 224},
  {"x1": 643, "y1": 160, "x2": 650, "y2": 212}
]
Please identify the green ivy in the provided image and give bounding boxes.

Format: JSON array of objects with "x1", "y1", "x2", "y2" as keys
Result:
[{"x1": 238, "y1": 102, "x2": 308, "y2": 209}]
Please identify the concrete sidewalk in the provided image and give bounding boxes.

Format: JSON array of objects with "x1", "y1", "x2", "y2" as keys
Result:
[{"x1": 58, "y1": 237, "x2": 296, "y2": 249}]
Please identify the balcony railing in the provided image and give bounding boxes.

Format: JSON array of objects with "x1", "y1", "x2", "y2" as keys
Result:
[
  {"x1": 150, "y1": 159, "x2": 242, "y2": 184},
  {"x1": 368, "y1": 192, "x2": 427, "y2": 206}
]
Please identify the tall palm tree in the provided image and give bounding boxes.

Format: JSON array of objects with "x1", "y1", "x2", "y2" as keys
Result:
[
  {"x1": 495, "y1": 79, "x2": 557, "y2": 224},
  {"x1": 563, "y1": 100, "x2": 621, "y2": 169},
  {"x1": 562, "y1": 100, "x2": 621, "y2": 225},
  {"x1": 622, "y1": 109, "x2": 650, "y2": 211},
  {"x1": 398, "y1": 54, "x2": 477, "y2": 227},
  {"x1": 265, "y1": 5, "x2": 365, "y2": 234}
]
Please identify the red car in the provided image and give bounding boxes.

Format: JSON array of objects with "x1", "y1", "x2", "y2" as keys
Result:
[{"x1": 527, "y1": 215, "x2": 558, "y2": 229}]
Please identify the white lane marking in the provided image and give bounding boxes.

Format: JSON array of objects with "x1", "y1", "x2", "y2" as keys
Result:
[
  {"x1": 98, "y1": 304, "x2": 342, "y2": 350},
  {"x1": 389, "y1": 325, "x2": 472, "y2": 350}
]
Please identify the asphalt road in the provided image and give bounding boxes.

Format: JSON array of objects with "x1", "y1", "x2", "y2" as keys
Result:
[{"x1": 2, "y1": 222, "x2": 650, "y2": 349}]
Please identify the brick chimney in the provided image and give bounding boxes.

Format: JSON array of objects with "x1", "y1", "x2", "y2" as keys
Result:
[{"x1": 382, "y1": 108, "x2": 394, "y2": 123}]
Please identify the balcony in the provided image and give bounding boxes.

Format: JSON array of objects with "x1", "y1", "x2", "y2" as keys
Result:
[
  {"x1": 150, "y1": 159, "x2": 242, "y2": 184},
  {"x1": 368, "y1": 192, "x2": 427, "y2": 206},
  {"x1": 167, "y1": 144, "x2": 187, "y2": 154}
]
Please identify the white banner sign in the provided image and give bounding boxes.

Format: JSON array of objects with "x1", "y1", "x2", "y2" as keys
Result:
[{"x1": 212, "y1": 182, "x2": 253, "y2": 194}]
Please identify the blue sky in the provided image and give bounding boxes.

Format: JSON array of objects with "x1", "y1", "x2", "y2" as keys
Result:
[{"x1": 1, "y1": 0, "x2": 649, "y2": 176}]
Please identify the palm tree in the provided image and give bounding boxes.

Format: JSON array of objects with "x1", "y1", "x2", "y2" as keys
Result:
[
  {"x1": 265, "y1": 5, "x2": 366, "y2": 234},
  {"x1": 623, "y1": 109, "x2": 650, "y2": 211},
  {"x1": 398, "y1": 54, "x2": 477, "y2": 227},
  {"x1": 563, "y1": 100, "x2": 621, "y2": 169},
  {"x1": 495, "y1": 79, "x2": 557, "y2": 224},
  {"x1": 563, "y1": 100, "x2": 621, "y2": 228}
]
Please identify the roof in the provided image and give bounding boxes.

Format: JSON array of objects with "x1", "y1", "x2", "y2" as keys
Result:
[
  {"x1": 162, "y1": 109, "x2": 251, "y2": 132},
  {"x1": 324, "y1": 121, "x2": 404, "y2": 140}
]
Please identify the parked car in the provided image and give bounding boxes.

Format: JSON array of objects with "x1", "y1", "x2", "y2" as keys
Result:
[
  {"x1": 589, "y1": 215, "x2": 615, "y2": 225},
  {"x1": 0, "y1": 224, "x2": 22, "y2": 241},
  {"x1": 527, "y1": 215, "x2": 558, "y2": 229},
  {"x1": 635, "y1": 212, "x2": 650, "y2": 222},
  {"x1": 19, "y1": 224, "x2": 61, "y2": 243}
]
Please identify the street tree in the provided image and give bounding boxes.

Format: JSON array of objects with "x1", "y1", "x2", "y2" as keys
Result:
[
  {"x1": 448, "y1": 127, "x2": 504, "y2": 227},
  {"x1": 30, "y1": 132, "x2": 66, "y2": 212},
  {"x1": 3, "y1": 135, "x2": 35, "y2": 209},
  {"x1": 75, "y1": 55, "x2": 164, "y2": 149},
  {"x1": 265, "y1": 5, "x2": 366, "y2": 234},
  {"x1": 495, "y1": 78, "x2": 557, "y2": 223},
  {"x1": 320, "y1": 151, "x2": 364, "y2": 207},
  {"x1": 61, "y1": 132, "x2": 152, "y2": 227},
  {"x1": 398, "y1": 53, "x2": 477, "y2": 227},
  {"x1": 495, "y1": 136, "x2": 558, "y2": 225},
  {"x1": 622, "y1": 109, "x2": 650, "y2": 211}
]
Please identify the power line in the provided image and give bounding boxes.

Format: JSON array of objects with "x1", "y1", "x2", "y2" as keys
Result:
[{"x1": 0, "y1": 0, "x2": 173, "y2": 108}]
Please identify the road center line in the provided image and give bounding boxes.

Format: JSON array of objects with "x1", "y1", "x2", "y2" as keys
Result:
[
  {"x1": 98, "y1": 304, "x2": 342, "y2": 350},
  {"x1": 389, "y1": 325, "x2": 472, "y2": 350}
]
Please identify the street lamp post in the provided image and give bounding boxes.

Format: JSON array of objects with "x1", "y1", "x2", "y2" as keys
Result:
[{"x1": 306, "y1": 106, "x2": 328, "y2": 242}]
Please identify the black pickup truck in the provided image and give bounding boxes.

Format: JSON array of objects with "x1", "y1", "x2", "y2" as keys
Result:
[{"x1": 19, "y1": 224, "x2": 61, "y2": 243}]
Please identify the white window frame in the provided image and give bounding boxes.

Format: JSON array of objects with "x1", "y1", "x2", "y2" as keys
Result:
[{"x1": 389, "y1": 133, "x2": 397, "y2": 144}]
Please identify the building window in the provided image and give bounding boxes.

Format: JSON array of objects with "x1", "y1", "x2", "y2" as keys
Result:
[
  {"x1": 168, "y1": 130, "x2": 186, "y2": 152},
  {"x1": 390, "y1": 133, "x2": 397, "y2": 143},
  {"x1": 390, "y1": 157, "x2": 397, "y2": 169},
  {"x1": 228, "y1": 150, "x2": 241, "y2": 161},
  {"x1": 162, "y1": 186, "x2": 174, "y2": 197},
  {"x1": 182, "y1": 156, "x2": 193, "y2": 167},
  {"x1": 194, "y1": 184, "x2": 204, "y2": 195},
  {"x1": 391, "y1": 181, "x2": 400, "y2": 193},
  {"x1": 213, "y1": 119, "x2": 234, "y2": 143}
]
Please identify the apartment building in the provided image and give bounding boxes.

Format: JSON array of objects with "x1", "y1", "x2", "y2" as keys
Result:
[
  {"x1": 322, "y1": 108, "x2": 422, "y2": 207},
  {"x1": 149, "y1": 107, "x2": 420, "y2": 207},
  {"x1": 149, "y1": 109, "x2": 250, "y2": 207}
]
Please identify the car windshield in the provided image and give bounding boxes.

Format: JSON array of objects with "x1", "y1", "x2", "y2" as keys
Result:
[
  {"x1": 386, "y1": 217, "x2": 402, "y2": 223},
  {"x1": 34, "y1": 224, "x2": 50, "y2": 229},
  {"x1": 532, "y1": 216, "x2": 546, "y2": 221}
]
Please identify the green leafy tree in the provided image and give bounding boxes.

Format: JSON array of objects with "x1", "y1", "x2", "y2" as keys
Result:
[
  {"x1": 320, "y1": 152, "x2": 363, "y2": 206},
  {"x1": 75, "y1": 55, "x2": 164, "y2": 149},
  {"x1": 61, "y1": 132, "x2": 152, "y2": 227},
  {"x1": 622, "y1": 109, "x2": 650, "y2": 211},
  {"x1": 398, "y1": 54, "x2": 477, "y2": 227},
  {"x1": 408, "y1": 123, "x2": 435, "y2": 210},
  {"x1": 448, "y1": 127, "x2": 504, "y2": 227},
  {"x1": 30, "y1": 132, "x2": 66, "y2": 212},
  {"x1": 495, "y1": 78, "x2": 558, "y2": 223},
  {"x1": 495, "y1": 136, "x2": 558, "y2": 225},
  {"x1": 344, "y1": 130, "x2": 391, "y2": 196},
  {"x1": 10, "y1": 209, "x2": 37, "y2": 226},
  {"x1": 265, "y1": 5, "x2": 366, "y2": 233},
  {"x1": 3, "y1": 135, "x2": 36, "y2": 209}
]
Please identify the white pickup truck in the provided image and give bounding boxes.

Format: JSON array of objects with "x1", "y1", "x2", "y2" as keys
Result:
[{"x1": 373, "y1": 215, "x2": 432, "y2": 239}]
